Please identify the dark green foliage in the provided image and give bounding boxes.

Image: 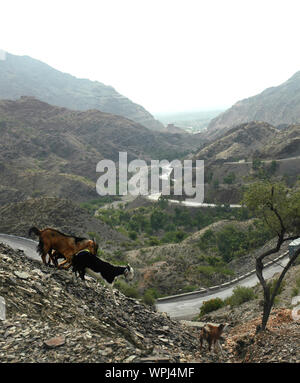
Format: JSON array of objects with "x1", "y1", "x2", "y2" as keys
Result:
[
  {"x1": 129, "y1": 231, "x2": 138, "y2": 240},
  {"x1": 142, "y1": 288, "x2": 159, "y2": 306},
  {"x1": 252, "y1": 158, "x2": 262, "y2": 170},
  {"x1": 199, "y1": 298, "x2": 225, "y2": 316},
  {"x1": 223, "y1": 172, "x2": 236, "y2": 184},
  {"x1": 225, "y1": 286, "x2": 255, "y2": 307},
  {"x1": 161, "y1": 230, "x2": 187, "y2": 243},
  {"x1": 197, "y1": 221, "x2": 273, "y2": 262},
  {"x1": 150, "y1": 209, "x2": 167, "y2": 230},
  {"x1": 96, "y1": 200, "x2": 252, "y2": 246}
]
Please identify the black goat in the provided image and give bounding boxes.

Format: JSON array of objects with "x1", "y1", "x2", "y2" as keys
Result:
[{"x1": 72, "y1": 250, "x2": 134, "y2": 303}]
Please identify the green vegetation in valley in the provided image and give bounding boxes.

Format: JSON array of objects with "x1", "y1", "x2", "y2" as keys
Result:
[
  {"x1": 80, "y1": 196, "x2": 122, "y2": 213},
  {"x1": 96, "y1": 197, "x2": 251, "y2": 247}
]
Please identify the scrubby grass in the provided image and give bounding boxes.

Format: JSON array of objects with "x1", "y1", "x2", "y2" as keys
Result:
[{"x1": 225, "y1": 286, "x2": 256, "y2": 307}]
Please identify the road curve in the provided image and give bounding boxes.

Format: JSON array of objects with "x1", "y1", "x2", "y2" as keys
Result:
[
  {"x1": 156, "y1": 254, "x2": 289, "y2": 320},
  {"x1": 0, "y1": 233, "x2": 40, "y2": 261},
  {"x1": 0, "y1": 233, "x2": 289, "y2": 320}
]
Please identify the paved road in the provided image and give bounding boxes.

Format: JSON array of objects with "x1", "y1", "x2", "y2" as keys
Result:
[
  {"x1": 0, "y1": 233, "x2": 289, "y2": 320},
  {"x1": 0, "y1": 233, "x2": 40, "y2": 261},
  {"x1": 156, "y1": 254, "x2": 289, "y2": 320}
]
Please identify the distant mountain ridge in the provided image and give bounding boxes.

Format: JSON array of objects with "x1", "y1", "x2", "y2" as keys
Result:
[
  {"x1": 207, "y1": 71, "x2": 300, "y2": 139},
  {"x1": 0, "y1": 51, "x2": 164, "y2": 131}
]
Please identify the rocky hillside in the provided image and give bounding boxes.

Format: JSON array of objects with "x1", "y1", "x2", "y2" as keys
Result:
[
  {"x1": 193, "y1": 121, "x2": 279, "y2": 165},
  {"x1": 0, "y1": 198, "x2": 126, "y2": 250},
  {"x1": 1, "y1": 243, "x2": 299, "y2": 363},
  {"x1": 0, "y1": 243, "x2": 202, "y2": 363},
  {"x1": 0, "y1": 97, "x2": 201, "y2": 205},
  {"x1": 207, "y1": 71, "x2": 300, "y2": 139},
  {"x1": 198, "y1": 261, "x2": 300, "y2": 363},
  {"x1": 0, "y1": 51, "x2": 164, "y2": 131},
  {"x1": 188, "y1": 121, "x2": 300, "y2": 204},
  {"x1": 125, "y1": 220, "x2": 286, "y2": 296}
]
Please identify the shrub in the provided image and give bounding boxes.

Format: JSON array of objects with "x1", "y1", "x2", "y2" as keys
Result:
[
  {"x1": 147, "y1": 236, "x2": 161, "y2": 246},
  {"x1": 199, "y1": 298, "x2": 225, "y2": 316},
  {"x1": 129, "y1": 231, "x2": 138, "y2": 240},
  {"x1": 226, "y1": 286, "x2": 255, "y2": 307},
  {"x1": 142, "y1": 288, "x2": 159, "y2": 306},
  {"x1": 114, "y1": 280, "x2": 139, "y2": 299},
  {"x1": 198, "y1": 229, "x2": 216, "y2": 251},
  {"x1": 223, "y1": 172, "x2": 236, "y2": 184},
  {"x1": 162, "y1": 230, "x2": 187, "y2": 243}
]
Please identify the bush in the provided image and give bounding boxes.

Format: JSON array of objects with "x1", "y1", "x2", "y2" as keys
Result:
[
  {"x1": 162, "y1": 230, "x2": 187, "y2": 243},
  {"x1": 114, "y1": 280, "x2": 139, "y2": 299},
  {"x1": 199, "y1": 298, "x2": 225, "y2": 316},
  {"x1": 147, "y1": 236, "x2": 161, "y2": 246},
  {"x1": 142, "y1": 288, "x2": 159, "y2": 306},
  {"x1": 129, "y1": 231, "x2": 138, "y2": 240},
  {"x1": 223, "y1": 172, "x2": 236, "y2": 184},
  {"x1": 226, "y1": 286, "x2": 255, "y2": 307}
]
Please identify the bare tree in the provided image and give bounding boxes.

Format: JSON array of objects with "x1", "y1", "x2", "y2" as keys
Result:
[{"x1": 243, "y1": 182, "x2": 300, "y2": 331}]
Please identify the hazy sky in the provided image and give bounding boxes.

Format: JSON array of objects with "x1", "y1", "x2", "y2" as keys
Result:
[{"x1": 1, "y1": 0, "x2": 300, "y2": 114}]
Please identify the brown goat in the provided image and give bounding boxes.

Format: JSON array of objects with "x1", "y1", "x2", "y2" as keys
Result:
[
  {"x1": 199, "y1": 323, "x2": 228, "y2": 355},
  {"x1": 28, "y1": 227, "x2": 98, "y2": 269}
]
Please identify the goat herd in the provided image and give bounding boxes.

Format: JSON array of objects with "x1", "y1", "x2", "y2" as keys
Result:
[{"x1": 28, "y1": 226, "x2": 228, "y2": 355}]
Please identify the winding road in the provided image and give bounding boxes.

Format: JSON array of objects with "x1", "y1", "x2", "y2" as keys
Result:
[
  {"x1": 155, "y1": 253, "x2": 289, "y2": 320},
  {"x1": 0, "y1": 233, "x2": 290, "y2": 320}
]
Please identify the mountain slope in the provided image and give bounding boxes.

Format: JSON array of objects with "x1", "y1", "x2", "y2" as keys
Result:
[
  {"x1": 0, "y1": 97, "x2": 201, "y2": 204},
  {"x1": 188, "y1": 121, "x2": 300, "y2": 204},
  {"x1": 0, "y1": 51, "x2": 164, "y2": 131},
  {"x1": 207, "y1": 71, "x2": 300, "y2": 139},
  {"x1": 0, "y1": 197, "x2": 126, "y2": 247},
  {"x1": 194, "y1": 121, "x2": 300, "y2": 164}
]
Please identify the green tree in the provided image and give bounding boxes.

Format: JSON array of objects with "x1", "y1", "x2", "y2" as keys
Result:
[
  {"x1": 223, "y1": 172, "x2": 236, "y2": 184},
  {"x1": 150, "y1": 209, "x2": 167, "y2": 231},
  {"x1": 252, "y1": 158, "x2": 262, "y2": 171},
  {"x1": 216, "y1": 225, "x2": 248, "y2": 262},
  {"x1": 242, "y1": 181, "x2": 300, "y2": 331}
]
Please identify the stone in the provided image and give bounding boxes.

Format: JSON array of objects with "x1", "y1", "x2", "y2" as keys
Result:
[
  {"x1": 44, "y1": 336, "x2": 65, "y2": 348},
  {"x1": 0, "y1": 296, "x2": 5, "y2": 320},
  {"x1": 14, "y1": 271, "x2": 30, "y2": 280}
]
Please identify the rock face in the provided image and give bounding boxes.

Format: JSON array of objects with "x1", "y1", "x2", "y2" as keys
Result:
[
  {"x1": 0, "y1": 51, "x2": 164, "y2": 131},
  {"x1": 207, "y1": 71, "x2": 300, "y2": 139}
]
